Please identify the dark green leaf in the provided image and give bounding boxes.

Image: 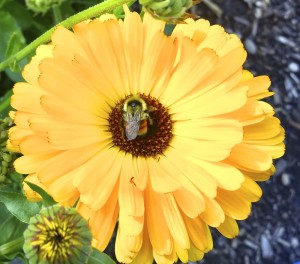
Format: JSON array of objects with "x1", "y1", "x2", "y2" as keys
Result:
[
  {"x1": 0, "y1": 10, "x2": 26, "y2": 80},
  {"x1": 0, "y1": 202, "x2": 12, "y2": 228},
  {"x1": 87, "y1": 248, "x2": 116, "y2": 264},
  {"x1": 2, "y1": 0, "x2": 34, "y2": 30},
  {"x1": 24, "y1": 181, "x2": 56, "y2": 207},
  {"x1": 0, "y1": 204, "x2": 26, "y2": 261},
  {"x1": 9, "y1": 172, "x2": 24, "y2": 190},
  {"x1": 0, "y1": 89, "x2": 12, "y2": 115},
  {"x1": 164, "y1": 24, "x2": 175, "y2": 36},
  {"x1": 0, "y1": 0, "x2": 9, "y2": 9},
  {"x1": 0, "y1": 190, "x2": 41, "y2": 223},
  {"x1": 5, "y1": 32, "x2": 23, "y2": 72},
  {"x1": 0, "y1": 211, "x2": 26, "y2": 245}
]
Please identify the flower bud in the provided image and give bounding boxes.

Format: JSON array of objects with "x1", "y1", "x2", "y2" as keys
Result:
[
  {"x1": 140, "y1": 0, "x2": 193, "y2": 21},
  {"x1": 0, "y1": 117, "x2": 19, "y2": 186},
  {"x1": 25, "y1": 0, "x2": 63, "y2": 14},
  {"x1": 23, "y1": 205, "x2": 93, "y2": 264}
]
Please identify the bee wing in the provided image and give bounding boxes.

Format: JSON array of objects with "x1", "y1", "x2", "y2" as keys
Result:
[{"x1": 124, "y1": 111, "x2": 141, "y2": 140}]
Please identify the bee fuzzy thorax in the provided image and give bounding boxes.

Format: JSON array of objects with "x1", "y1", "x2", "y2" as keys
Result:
[{"x1": 122, "y1": 95, "x2": 152, "y2": 140}]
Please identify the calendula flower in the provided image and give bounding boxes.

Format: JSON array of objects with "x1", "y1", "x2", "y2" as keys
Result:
[
  {"x1": 9, "y1": 7, "x2": 285, "y2": 264},
  {"x1": 23, "y1": 205, "x2": 92, "y2": 264}
]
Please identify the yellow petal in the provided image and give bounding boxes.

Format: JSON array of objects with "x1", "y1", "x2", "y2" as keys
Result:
[
  {"x1": 11, "y1": 83, "x2": 45, "y2": 114},
  {"x1": 145, "y1": 186, "x2": 173, "y2": 255},
  {"x1": 115, "y1": 225, "x2": 143, "y2": 263},
  {"x1": 229, "y1": 143, "x2": 273, "y2": 172},
  {"x1": 14, "y1": 153, "x2": 58, "y2": 174},
  {"x1": 23, "y1": 174, "x2": 44, "y2": 202},
  {"x1": 37, "y1": 143, "x2": 104, "y2": 184},
  {"x1": 184, "y1": 163, "x2": 217, "y2": 198},
  {"x1": 196, "y1": 160, "x2": 244, "y2": 190},
  {"x1": 183, "y1": 215, "x2": 213, "y2": 252},
  {"x1": 174, "y1": 242, "x2": 188, "y2": 263},
  {"x1": 243, "y1": 116, "x2": 282, "y2": 140},
  {"x1": 153, "y1": 249, "x2": 177, "y2": 264},
  {"x1": 174, "y1": 188, "x2": 205, "y2": 218},
  {"x1": 46, "y1": 172, "x2": 79, "y2": 206},
  {"x1": 119, "y1": 155, "x2": 144, "y2": 217},
  {"x1": 75, "y1": 149, "x2": 122, "y2": 210},
  {"x1": 87, "y1": 184, "x2": 119, "y2": 251},
  {"x1": 238, "y1": 176, "x2": 262, "y2": 202},
  {"x1": 19, "y1": 135, "x2": 56, "y2": 155},
  {"x1": 40, "y1": 95, "x2": 101, "y2": 125},
  {"x1": 160, "y1": 193, "x2": 190, "y2": 249},
  {"x1": 216, "y1": 215, "x2": 239, "y2": 238},
  {"x1": 188, "y1": 242, "x2": 205, "y2": 262},
  {"x1": 160, "y1": 47, "x2": 219, "y2": 106},
  {"x1": 51, "y1": 26, "x2": 88, "y2": 61},
  {"x1": 147, "y1": 157, "x2": 181, "y2": 193},
  {"x1": 200, "y1": 195, "x2": 225, "y2": 227},
  {"x1": 216, "y1": 188, "x2": 251, "y2": 220},
  {"x1": 47, "y1": 125, "x2": 109, "y2": 150},
  {"x1": 130, "y1": 224, "x2": 153, "y2": 264},
  {"x1": 22, "y1": 44, "x2": 54, "y2": 86}
]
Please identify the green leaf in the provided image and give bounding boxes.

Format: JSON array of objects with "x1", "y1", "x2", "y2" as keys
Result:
[
  {"x1": 2, "y1": 0, "x2": 34, "y2": 30},
  {"x1": 0, "y1": 210, "x2": 26, "y2": 245},
  {"x1": 0, "y1": 89, "x2": 12, "y2": 115},
  {"x1": 0, "y1": 204, "x2": 26, "y2": 261},
  {"x1": 87, "y1": 248, "x2": 116, "y2": 264},
  {"x1": 0, "y1": 202, "x2": 12, "y2": 229},
  {"x1": 113, "y1": 0, "x2": 135, "y2": 18},
  {"x1": 0, "y1": 0, "x2": 9, "y2": 9},
  {"x1": 9, "y1": 172, "x2": 24, "y2": 190},
  {"x1": 0, "y1": 10, "x2": 26, "y2": 80},
  {"x1": 24, "y1": 181, "x2": 57, "y2": 207},
  {"x1": 164, "y1": 24, "x2": 175, "y2": 36},
  {"x1": 0, "y1": 190, "x2": 41, "y2": 223},
  {"x1": 5, "y1": 32, "x2": 23, "y2": 72}
]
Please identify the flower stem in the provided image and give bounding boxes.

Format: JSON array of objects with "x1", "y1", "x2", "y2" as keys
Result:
[
  {"x1": 0, "y1": 236, "x2": 24, "y2": 257},
  {"x1": 0, "y1": 0, "x2": 135, "y2": 72}
]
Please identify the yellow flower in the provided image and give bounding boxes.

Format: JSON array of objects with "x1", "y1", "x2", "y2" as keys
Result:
[{"x1": 9, "y1": 7, "x2": 285, "y2": 264}]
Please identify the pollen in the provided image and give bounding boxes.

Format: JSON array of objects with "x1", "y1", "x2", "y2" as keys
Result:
[{"x1": 108, "y1": 94, "x2": 173, "y2": 157}]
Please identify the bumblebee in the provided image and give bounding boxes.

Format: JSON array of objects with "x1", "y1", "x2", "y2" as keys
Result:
[{"x1": 122, "y1": 95, "x2": 153, "y2": 140}]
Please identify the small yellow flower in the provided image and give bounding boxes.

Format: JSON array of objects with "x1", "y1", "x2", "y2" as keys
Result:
[
  {"x1": 23, "y1": 205, "x2": 92, "y2": 264},
  {"x1": 10, "y1": 7, "x2": 285, "y2": 264}
]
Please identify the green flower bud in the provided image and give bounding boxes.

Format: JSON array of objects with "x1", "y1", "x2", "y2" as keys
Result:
[
  {"x1": 23, "y1": 205, "x2": 93, "y2": 264},
  {"x1": 140, "y1": 0, "x2": 193, "y2": 21},
  {"x1": 25, "y1": 0, "x2": 63, "y2": 14},
  {"x1": 0, "y1": 116, "x2": 19, "y2": 186}
]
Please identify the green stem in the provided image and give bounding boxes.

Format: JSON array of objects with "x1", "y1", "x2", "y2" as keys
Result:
[
  {"x1": 52, "y1": 5, "x2": 63, "y2": 24},
  {"x1": 0, "y1": 0, "x2": 135, "y2": 72},
  {"x1": 0, "y1": 236, "x2": 24, "y2": 257}
]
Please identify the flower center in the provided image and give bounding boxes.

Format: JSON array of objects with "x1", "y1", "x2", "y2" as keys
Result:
[
  {"x1": 37, "y1": 216, "x2": 75, "y2": 262},
  {"x1": 108, "y1": 94, "x2": 173, "y2": 157}
]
